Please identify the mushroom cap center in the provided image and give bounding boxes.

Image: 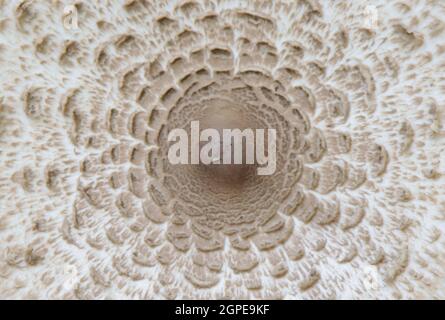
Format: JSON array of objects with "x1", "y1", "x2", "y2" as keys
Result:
[{"x1": 197, "y1": 104, "x2": 258, "y2": 185}]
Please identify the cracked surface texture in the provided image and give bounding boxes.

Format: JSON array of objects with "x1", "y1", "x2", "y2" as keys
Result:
[{"x1": 1, "y1": 0, "x2": 445, "y2": 299}]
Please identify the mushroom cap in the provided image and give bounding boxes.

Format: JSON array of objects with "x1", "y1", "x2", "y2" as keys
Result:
[{"x1": 0, "y1": 0, "x2": 445, "y2": 299}]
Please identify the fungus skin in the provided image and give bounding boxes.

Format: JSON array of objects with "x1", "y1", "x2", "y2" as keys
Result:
[{"x1": 0, "y1": 0, "x2": 445, "y2": 300}]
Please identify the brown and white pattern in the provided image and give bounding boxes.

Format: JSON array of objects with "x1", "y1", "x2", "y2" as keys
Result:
[{"x1": 0, "y1": 0, "x2": 445, "y2": 299}]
